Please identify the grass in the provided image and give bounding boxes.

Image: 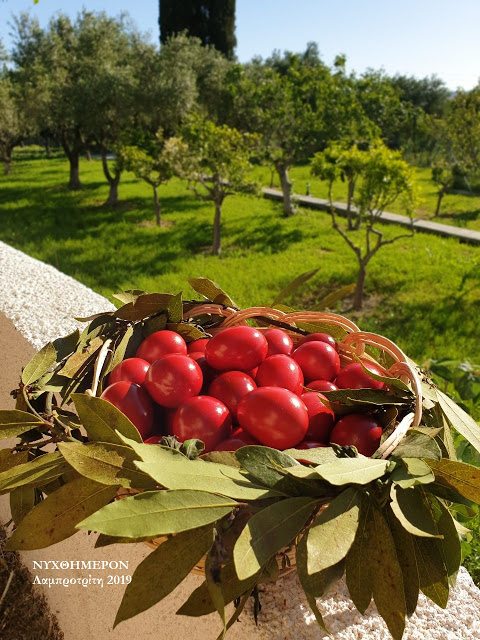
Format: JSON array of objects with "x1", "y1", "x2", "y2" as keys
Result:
[
  {"x1": 254, "y1": 163, "x2": 480, "y2": 231},
  {"x1": 2, "y1": 149, "x2": 480, "y2": 370}
]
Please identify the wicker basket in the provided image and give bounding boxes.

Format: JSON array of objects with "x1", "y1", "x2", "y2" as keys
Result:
[{"x1": 117, "y1": 304, "x2": 422, "y2": 578}]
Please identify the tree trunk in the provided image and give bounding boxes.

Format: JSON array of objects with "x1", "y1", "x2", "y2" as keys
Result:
[
  {"x1": 3, "y1": 156, "x2": 11, "y2": 175},
  {"x1": 68, "y1": 152, "x2": 82, "y2": 190},
  {"x1": 101, "y1": 148, "x2": 121, "y2": 207},
  {"x1": 347, "y1": 179, "x2": 355, "y2": 230},
  {"x1": 212, "y1": 200, "x2": 222, "y2": 256},
  {"x1": 353, "y1": 262, "x2": 367, "y2": 311},
  {"x1": 44, "y1": 136, "x2": 51, "y2": 158},
  {"x1": 434, "y1": 189, "x2": 445, "y2": 218},
  {"x1": 276, "y1": 163, "x2": 296, "y2": 217},
  {"x1": 153, "y1": 184, "x2": 161, "y2": 226},
  {"x1": 85, "y1": 148, "x2": 92, "y2": 162}
]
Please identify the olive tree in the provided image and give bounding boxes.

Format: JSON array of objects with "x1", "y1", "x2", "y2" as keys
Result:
[
  {"x1": 0, "y1": 75, "x2": 23, "y2": 174},
  {"x1": 312, "y1": 143, "x2": 418, "y2": 310},
  {"x1": 173, "y1": 115, "x2": 259, "y2": 255}
]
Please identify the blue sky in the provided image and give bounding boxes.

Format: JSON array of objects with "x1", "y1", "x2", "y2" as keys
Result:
[{"x1": 1, "y1": 0, "x2": 479, "y2": 90}]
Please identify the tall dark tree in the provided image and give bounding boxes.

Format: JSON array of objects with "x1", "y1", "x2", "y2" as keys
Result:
[{"x1": 159, "y1": 0, "x2": 236, "y2": 60}]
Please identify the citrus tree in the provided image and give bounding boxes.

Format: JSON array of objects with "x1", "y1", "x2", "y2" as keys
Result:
[
  {"x1": 120, "y1": 132, "x2": 178, "y2": 226},
  {"x1": 312, "y1": 143, "x2": 418, "y2": 310},
  {"x1": 173, "y1": 115, "x2": 259, "y2": 255}
]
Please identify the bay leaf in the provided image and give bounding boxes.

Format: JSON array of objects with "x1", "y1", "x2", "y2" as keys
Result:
[
  {"x1": 73, "y1": 394, "x2": 142, "y2": 445},
  {"x1": 0, "y1": 452, "x2": 67, "y2": 494},
  {"x1": 425, "y1": 458, "x2": 480, "y2": 504},
  {"x1": 135, "y1": 454, "x2": 281, "y2": 501},
  {"x1": 22, "y1": 342, "x2": 57, "y2": 386},
  {"x1": 235, "y1": 446, "x2": 304, "y2": 496},
  {"x1": 77, "y1": 490, "x2": 236, "y2": 538},
  {"x1": 368, "y1": 505, "x2": 406, "y2": 640},
  {"x1": 437, "y1": 388, "x2": 480, "y2": 454},
  {"x1": 114, "y1": 525, "x2": 214, "y2": 627},
  {"x1": 391, "y1": 458, "x2": 435, "y2": 489},
  {"x1": 0, "y1": 449, "x2": 28, "y2": 472},
  {"x1": 58, "y1": 442, "x2": 156, "y2": 490},
  {"x1": 10, "y1": 485, "x2": 36, "y2": 525},
  {"x1": 386, "y1": 506, "x2": 420, "y2": 617},
  {"x1": 6, "y1": 477, "x2": 118, "y2": 550},
  {"x1": 391, "y1": 430, "x2": 442, "y2": 461},
  {"x1": 271, "y1": 269, "x2": 319, "y2": 308},
  {"x1": 314, "y1": 458, "x2": 388, "y2": 486},
  {"x1": 233, "y1": 497, "x2": 317, "y2": 581},
  {"x1": 345, "y1": 493, "x2": 373, "y2": 614},
  {"x1": 188, "y1": 278, "x2": 236, "y2": 308},
  {"x1": 105, "y1": 326, "x2": 134, "y2": 374},
  {"x1": 306, "y1": 487, "x2": 361, "y2": 574},
  {"x1": 283, "y1": 446, "x2": 339, "y2": 465},
  {"x1": 390, "y1": 485, "x2": 443, "y2": 538},
  {"x1": 413, "y1": 536, "x2": 449, "y2": 608},
  {"x1": 0, "y1": 410, "x2": 45, "y2": 439}
]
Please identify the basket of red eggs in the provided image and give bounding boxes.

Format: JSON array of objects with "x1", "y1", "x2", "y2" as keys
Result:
[{"x1": 2, "y1": 279, "x2": 479, "y2": 640}]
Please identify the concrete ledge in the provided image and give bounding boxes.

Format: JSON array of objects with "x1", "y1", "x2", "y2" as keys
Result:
[{"x1": 263, "y1": 188, "x2": 480, "y2": 245}]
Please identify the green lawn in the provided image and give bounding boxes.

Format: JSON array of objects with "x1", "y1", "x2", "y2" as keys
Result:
[
  {"x1": 255, "y1": 164, "x2": 480, "y2": 231},
  {"x1": 1, "y1": 149, "x2": 480, "y2": 371}
]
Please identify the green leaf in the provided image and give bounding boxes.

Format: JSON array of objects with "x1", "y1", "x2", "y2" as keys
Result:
[
  {"x1": 437, "y1": 388, "x2": 480, "y2": 454},
  {"x1": 188, "y1": 278, "x2": 236, "y2": 308},
  {"x1": 306, "y1": 487, "x2": 361, "y2": 574},
  {"x1": 0, "y1": 449, "x2": 28, "y2": 472},
  {"x1": 368, "y1": 505, "x2": 406, "y2": 640},
  {"x1": 105, "y1": 326, "x2": 134, "y2": 375},
  {"x1": 205, "y1": 541, "x2": 226, "y2": 637},
  {"x1": 77, "y1": 490, "x2": 236, "y2": 538},
  {"x1": 95, "y1": 533, "x2": 155, "y2": 548},
  {"x1": 233, "y1": 497, "x2": 317, "y2": 581},
  {"x1": 167, "y1": 323, "x2": 207, "y2": 342},
  {"x1": 297, "y1": 533, "x2": 344, "y2": 598},
  {"x1": 0, "y1": 410, "x2": 45, "y2": 438},
  {"x1": 426, "y1": 458, "x2": 480, "y2": 504},
  {"x1": 10, "y1": 485, "x2": 36, "y2": 525},
  {"x1": 114, "y1": 293, "x2": 173, "y2": 321},
  {"x1": 167, "y1": 292, "x2": 183, "y2": 323},
  {"x1": 391, "y1": 458, "x2": 435, "y2": 489},
  {"x1": 271, "y1": 269, "x2": 319, "y2": 307},
  {"x1": 52, "y1": 329, "x2": 80, "y2": 362},
  {"x1": 0, "y1": 452, "x2": 68, "y2": 494},
  {"x1": 59, "y1": 337, "x2": 104, "y2": 378},
  {"x1": 135, "y1": 454, "x2": 281, "y2": 501},
  {"x1": 143, "y1": 314, "x2": 168, "y2": 337},
  {"x1": 313, "y1": 458, "x2": 388, "y2": 486},
  {"x1": 235, "y1": 446, "x2": 307, "y2": 496},
  {"x1": 392, "y1": 430, "x2": 442, "y2": 461},
  {"x1": 320, "y1": 388, "x2": 413, "y2": 407},
  {"x1": 345, "y1": 494, "x2": 373, "y2": 614},
  {"x1": 283, "y1": 446, "x2": 339, "y2": 465},
  {"x1": 428, "y1": 497, "x2": 462, "y2": 587},
  {"x1": 310, "y1": 283, "x2": 357, "y2": 311},
  {"x1": 58, "y1": 442, "x2": 156, "y2": 490},
  {"x1": 355, "y1": 360, "x2": 412, "y2": 395},
  {"x1": 6, "y1": 477, "x2": 118, "y2": 550},
  {"x1": 386, "y1": 507, "x2": 420, "y2": 617},
  {"x1": 73, "y1": 394, "x2": 142, "y2": 445},
  {"x1": 112, "y1": 290, "x2": 148, "y2": 305},
  {"x1": 201, "y1": 451, "x2": 241, "y2": 468},
  {"x1": 296, "y1": 321, "x2": 347, "y2": 341},
  {"x1": 413, "y1": 536, "x2": 449, "y2": 608},
  {"x1": 177, "y1": 560, "x2": 260, "y2": 618},
  {"x1": 390, "y1": 485, "x2": 443, "y2": 538},
  {"x1": 22, "y1": 342, "x2": 57, "y2": 386},
  {"x1": 114, "y1": 525, "x2": 214, "y2": 627}
]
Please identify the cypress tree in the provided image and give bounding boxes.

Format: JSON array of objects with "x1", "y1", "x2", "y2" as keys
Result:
[{"x1": 159, "y1": 0, "x2": 236, "y2": 59}]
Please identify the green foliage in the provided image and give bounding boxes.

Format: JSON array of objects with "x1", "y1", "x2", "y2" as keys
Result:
[
  {"x1": 174, "y1": 114, "x2": 260, "y2": 254},
  {"x1": 312, "y1": 141, "x2": 418, "y2": 309}
]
